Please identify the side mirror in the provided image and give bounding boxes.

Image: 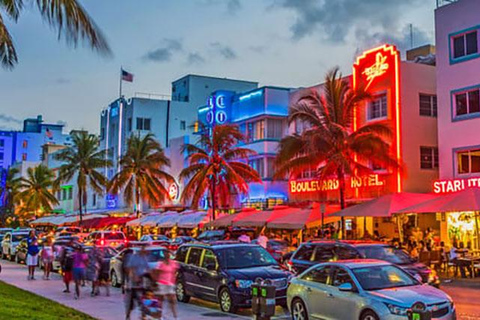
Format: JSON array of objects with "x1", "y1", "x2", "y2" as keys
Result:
[{"x1": 338, "y1": 283, "x2": 353, "y2": 292}]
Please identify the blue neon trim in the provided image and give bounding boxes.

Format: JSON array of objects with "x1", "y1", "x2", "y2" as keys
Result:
[
  {"x1": 448, "y1": 25, "x2": 480, "y2": 65},
  {"x1": 238, "y1": 90, "x2": 263, "y2": 101}
]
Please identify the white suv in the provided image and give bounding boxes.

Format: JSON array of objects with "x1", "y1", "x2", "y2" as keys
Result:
[
  {"x1": 1, "y1": 232, "x2": 29, "y2": 261},
  {"x1": 85, "y1": 231, "x2": 127, "y2": 248}
]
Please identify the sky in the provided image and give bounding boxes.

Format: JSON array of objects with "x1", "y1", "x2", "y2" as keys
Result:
[{"x1": 0, "y1": 0, "x2": 436, "y2": 133}]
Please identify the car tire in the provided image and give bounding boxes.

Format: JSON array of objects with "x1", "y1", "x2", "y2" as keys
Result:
[
  {"x1": 360, "y1": 310, "x2": 379, "y2": 320},
  {"x1": 291, "y1": 298, "x2": 309, "y2": 320},
  {"x1": 176, "y1": 280, "x2": 190, "y2": 303},
  {"x1": 111, "y1": 271, "x2": 120, "y2": 288},
  {"x1": 219, "y1": 287, "x2": 237, "y2": 313}
]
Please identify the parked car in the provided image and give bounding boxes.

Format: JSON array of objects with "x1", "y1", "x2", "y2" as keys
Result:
[
  {"x1": 55, "y1": 227, "x2": 82, "y2": 237},
  {"x1": 287, "y1": 259, "x2": 455, "y2": 320},
  {"x1": 168, "y1": 236, "x2": 196, "y2": 252},
  {"x1": 351, "y1": 242, "x2": 441, "y2": 287},
  {"x1": 41, "y1": 238, "x2": 82, "y2": 271},
  {"x1": 196, "y1": 228, "x2": 255, "y2": 242},
  {"x1": 0, "y1": 228, "x2": 12, "y2": 256},
  {"x1": 252, "y1": 239, "x2": 289, "y2": 262},
  {"x1": 84, "y1": 231, "x2": 127, "y2": 247},
  {"x1": 109, "y1": 246, "x2": 168, "y2": 288},
  {"x1": 175, "y1": 242, "x2": 292, "y2": 313},
  {"x1": 139, "y1": 234, "x2": 170, "y2": 246},
  {"x1": 286, "y1": 240, "x2": 361, "y2": 274},
  {"x1": 1, "y1": 231, "x2": 30, "y2": 261},
  {"x1": 14, "y1": 239, "x2": 29, "y2": 264}
]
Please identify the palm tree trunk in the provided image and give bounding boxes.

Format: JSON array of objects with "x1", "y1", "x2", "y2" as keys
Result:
[
  {"x1": 82, "y1": 187, "x2": 87, "y2": 219},
  {"x1": 78, "y1": 188, "x2": 83, "y2": 225},
  {"x1": 337, "y1": 169, "x2": 346, "y2": 240},
  {"x1": 211, "y1": 174, "x2": 216, "y2": 221}
]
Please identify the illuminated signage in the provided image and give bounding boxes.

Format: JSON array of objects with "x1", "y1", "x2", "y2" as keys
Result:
[
  {"x1": 290, "y1": 174, "x2": 384, "y2": 194},
  {"x1": 203, "y1": 91, "x2": 232, "y2": 126},
  {"x1": 106, "y1": 194, "x2": 117, "y2": 209},
  {"x1": 238, "y1": 90, "x2": 262, "y2": 101},
  {"x1": 433, "y1": 178, "x2": 480, "y2": 194},
  {"x1": 169, "y1": 182, "x2": 180, "y2": 201},
  {"x1": 362, "y1": 52, "x2": 389, "y2": 89}
]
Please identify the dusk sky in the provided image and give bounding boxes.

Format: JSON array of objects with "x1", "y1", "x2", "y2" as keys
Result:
[{"x1": 0, "y1": 0, "x2": 435, "y2": 133}]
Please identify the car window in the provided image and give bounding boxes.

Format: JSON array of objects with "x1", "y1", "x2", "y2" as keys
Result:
[
  {"x1": 187, "y1": 248, "x2": 203, "y2": 266},
  {"x1": 294, "y1": 244, "x2": 315, "y2": 261},
  {"x1": 352, "y1": 265, "x2": 418, "y2": 291},
  {"x1": 175, "y1": 246, "x2": 188, "y2": 263},
  {"x1": 335, "y1": 245, "x2": 360, "y2": 260},
  {"x1": 302, "y1": 266, "x2": 333, "y2": 285},
  {"x1": 104, "y1": 233, "x2": 125, "y2": 240},
  {"x1": 201, "y1": 249, "x2": 217, "y2": 269},
  {"x1": 332, "y1": 267, "x2": 354, "y2": 287},
  {"x1": 217, "y1": 246, "x2": 277, "y2": 269},
  {"x1": 147, "y1": 249, "x2": 166, "y2": 262},
  {"x1": 140, "y1": 236, "x2": 146, "y2": 241},
  {"x1": 312, "y1": 245, "x2": 335, "y2": 262}
]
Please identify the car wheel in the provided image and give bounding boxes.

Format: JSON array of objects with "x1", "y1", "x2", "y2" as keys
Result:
[
  {"x1": 219, "y1": 287, "x2": 237, "y2": 313},
  {"x1": 176, "y1": 280, "x2": 190, "y2": 303},
  {"x1": 111, "y1": 271, "x2": 120, "y2": 288},
  {"x1": 291, "y1": 298, "x2": 309, "y2": 320},
  {"x1": 360, "y1": 310, "x2": 379, "y2": 320}
]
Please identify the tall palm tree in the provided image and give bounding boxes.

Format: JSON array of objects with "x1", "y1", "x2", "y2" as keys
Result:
[
  {"x1": 55, "y1": 131, "x2": 111, "y2": 223},
  {"x1": 275, "y1": 68, "x2": 399, "y2": 238},
  {"x1": 109, "y1": 133, "x2": 174, "y2": 217},
  {"x1": 180, "y1": 124, "x2": 262, "y2": 219},
  {"x1": 0, "y1": 0, "x2": 111, "y2": 69},
  {"x1": 0, "y1": 167, "x2": 21, "y2": 224},
  {"x1": 16, "y1": 165, "x2": 58, "y2": 216}
]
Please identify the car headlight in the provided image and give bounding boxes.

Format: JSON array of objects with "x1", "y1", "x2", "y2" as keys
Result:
[
  {"x1": 235, "y1": 279, "x2": 253, "y2": 289},
  {"x1": 385, "y1": 303, "x2": 409, "y2": 316}
]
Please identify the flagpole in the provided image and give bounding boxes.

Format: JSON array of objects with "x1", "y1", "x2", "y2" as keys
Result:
[{"x1": 119, "y1": 67, "x2": 123, "y2": 99}]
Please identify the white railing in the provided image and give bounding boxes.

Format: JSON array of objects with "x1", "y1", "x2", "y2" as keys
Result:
[
  {"x1": 134, "y1": 92, "x2": 171, "y2": 100},
  {"x1": 436, "y1": 0, "x2": 458, "y2": 8}
]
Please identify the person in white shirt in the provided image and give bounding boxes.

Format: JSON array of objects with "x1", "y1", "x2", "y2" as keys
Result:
[
  {"x1": 238, "y1": 231, "x2": 251, "y2": 243},
  {"x1": 257, "y1": 232, "x2": 268, "y2": 249}
]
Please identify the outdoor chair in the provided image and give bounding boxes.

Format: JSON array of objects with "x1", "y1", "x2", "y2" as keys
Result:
[
  {"x1": 443, "y1": 252, "x2": 457, "y2": 277},
  {"x1": 419, "y1": 251, "x2": 430, "y2": 265},
  {"x1": 429, "y1": 250, "x2": 441, "y2": 270}
]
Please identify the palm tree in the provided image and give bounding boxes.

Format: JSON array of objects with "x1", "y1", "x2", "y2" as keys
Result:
[
  {"x1": 275, "y1": 68, "x2": 399, "y2": 238},
  {"x1": 180, "y1": 124, "x2": 262, "y2": 219},
  {"x1": 0, "y1": 0, "x2": 111, "y2": 69},
  {"x1": 55, "y1": 131, "x2": 111, "y2": 223},
  {"x1": 0, "y1": 167, "x2": 21, "y2": 224},
  {"x1": 16, "y1": 165, "x2": 58, "y2": 216},
  {"x1": 109, "y1": 133, "x2": 174, "y2": 217}
]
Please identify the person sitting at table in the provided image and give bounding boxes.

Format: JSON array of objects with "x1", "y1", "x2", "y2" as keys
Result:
[
  {"x1": 410, "y1": 242, "x2": 419, "y2": 259},
  {"x1": 450, "y1": 242, "x2": 467, "y2": 278}
]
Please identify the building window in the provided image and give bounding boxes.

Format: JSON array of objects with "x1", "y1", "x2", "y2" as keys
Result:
[
  {"x1": 22, "y1": 153, "x2": 27, "y2": 161},
  {"x1": 62, "y1": 188, "x2": 67, "y2": 201},
  {"x1": 127, "y1": 118, "x2": 132, "y2": 131},
  {"x1": 266, "y1": 157, "x2": 275, "y2": 179},
  {"x1": 420, "y1": 147, "x2": 439, "y2": 169},
  {"x1": 266, "y1": 119, "x2": 285, "y2": 139},
  {"x1": 57, "y1": 191, "x2": 62, "y2": 201},
  {"x1": 136, "y1": 118, "x2": 152, "y2": 131},
  {"x1": 457, "y1": 149, "x2": 480, "y2": 174},
  {"x1": 0, "y1": 139, "x2": 4, "y2": 147},
  {"x1": 248, "y1": 158, "x2": 264, "y2": 178},
  {"x1": 0, "y1": 152, "x2": 3, "y2": 160},
  {"x1": 454, "y1": 88, "x2": 480, "y2": 118},
  {"x1": 419, "y1": 94, "x2": 437, "y2": 117},
  {"x1": 368, "y1": 94, "x2": 387, "y2": 120},
  {"x1": 180, "y1": 121, "x2": 186, "y2": 131},
  {"x1": 452, "y1": 30, "x2": 478, "y2": 59},
  {"x1": 23, "y1": 140, "x2": 28, "y2": 148},
  {"x1": 246, "y1": 120, "x2": 265, "y2": 143},
  {"x1": 68, "y1": 188, "x2": 73, "y2": 200},
  {"x1": 92, "y1": 194, "x2": 97, "y2": 206}
]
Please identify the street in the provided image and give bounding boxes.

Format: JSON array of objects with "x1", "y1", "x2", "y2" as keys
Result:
[{"x1": 1, "y1": 260, "x2": 480, "y2": 320}]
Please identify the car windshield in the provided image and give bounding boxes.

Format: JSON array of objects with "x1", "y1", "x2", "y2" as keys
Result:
[
  {"x1": 357, "y1": 246, "x2": 414, "y2": 265},
  {"x1": 218, "y1": 246, "x2": 277, "y2": 269},
  {"x1": 150, "y1": 235, "x2": 168, "y2": 241},
  {"x1": 352, "y1": 265, "x2": 419, "y2": 291},
  {"x1": 12, "y1": 234, "x2": 28, "y2": 242},
  {"x1": 104, "y1": 233, "x2": 125, "y2": 240},
  {"x1": 146, "y1": 249, "x2": 166, "y2": 262},
  {"x1": 269, "y1": 240, "x2": 288, "y2": 250},
  {"x1": 198, "y1": 230, "x2": 224, "y2": 239}
]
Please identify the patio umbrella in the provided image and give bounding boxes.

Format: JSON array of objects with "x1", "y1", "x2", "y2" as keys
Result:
[
  {"x1": 331, "y1": 192, "x2": 438, "y2": 217},
  {"x1": 177, "y1": 212, "x2": 208, "y2": 229},
  {"x1": 396, "y1": 188, "x2": 480, "y2": 213},
  {"x1": 233, "y1": 206, "x2": 302, "y2": 228}
]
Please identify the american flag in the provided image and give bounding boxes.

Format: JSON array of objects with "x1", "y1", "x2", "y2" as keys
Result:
[{"x1": 121, "y1": 69, "x2": 134, "y2": 82}]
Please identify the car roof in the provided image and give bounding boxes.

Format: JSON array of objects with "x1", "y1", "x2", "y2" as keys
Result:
[
  {"x1": 325, "y1": 259, "x2": 391, "y2": 269},
  {"x1": 185, "y1": 241, "x2": 259, "y2": 249},
  {"x1": 10, "y1": 231, "x2": 30, "y2": 235}
]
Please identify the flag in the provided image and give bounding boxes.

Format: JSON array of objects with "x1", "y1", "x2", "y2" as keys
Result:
[
  {"x1": 45, "y1": 128, "x2": 53, "y2": 139},
  {"x1": 121, "y1": 69, "x2": 134, "y2": 82}
]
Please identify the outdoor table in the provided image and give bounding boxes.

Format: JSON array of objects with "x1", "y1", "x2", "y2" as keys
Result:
[
  {"x1": 455, "y1": 249, "x2": 469, "y2": 257},
  {"x1": 456, "y1": 256, "x2": 480, "y2": 278}
]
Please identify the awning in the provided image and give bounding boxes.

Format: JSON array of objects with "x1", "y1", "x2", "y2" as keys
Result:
[
  {"x1": 396, "y1": 188, "x2": 480, "y2": 213},
  {"x1": 156, "y1": 212, "x2": 182, "y2": 228},
  {"x1": 177, "y1": 212, "x2": 208, "y2": 229},
  {"x1": 267, "y1": 204, "x2": 341, "y2": 229},
  {"x1": 233, "y1": 206, "x2": 302, "y2": 228},
  {"x1": 331, "y1": 192, "x2": 438, "y2": 217},
  {"x1": 205, "y1": 208, "x2": 259, "y2": 228},
  {"x1": 126, "y1": 213, "x2": 160, "y2": 227}
]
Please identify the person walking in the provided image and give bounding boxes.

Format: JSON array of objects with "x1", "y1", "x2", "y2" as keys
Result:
[
  {"x1": 60, "y1": 240, "x2": 75, "y2": 293},
  {"x1": 257, "y1": 231, "x2": 268, "y2": 249},
  {"x1": 41, "y1": 237, "x2": 54, "y2": 280},
  {"x1": 125, "y1": 245, "x2": 150, "y2": 320},
  {"x1": 97, "y1": 248, "x2": 110, "y2": 297},
  {"x1": 26, "y1": 230, "x2": 39, "y2": 280},
  {"x1": 72, "y1": 246, "x2": 88, "y2": 299},
  {"x1": 86, "y1": 244, "x2": 101, "y2": 296},
  {"x1": 154, "y1": 250, "x2": 178, "y2": 319},
  {"x1": 238, "y1": 231, "x2": 251, "y2": 243}
]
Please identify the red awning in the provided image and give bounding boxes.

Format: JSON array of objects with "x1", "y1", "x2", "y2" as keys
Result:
[
  {"x1": 206, "y1": 207, "x2": 259, "y2": 228},
  {"x1": 267, "y1": 204, "x2": 341, "y2": 229},
  {"x1": 397, "y1": 188, "x2": 480, "y2": 213},
  {"x1": 233, "y1": 206, "x2": 304, "y2": 228},
  {"x1": 80, "y1": 217, "x2": 134, "y2": 229},
  {"x1": 331, "y1": 192, "x2": 438, "y2": 217}
]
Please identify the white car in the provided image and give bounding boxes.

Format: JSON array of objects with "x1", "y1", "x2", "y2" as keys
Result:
[
  {"x1": 84, "y1": 231, "x2": 127, "y2": 248},
  {"x1": 1, "y1": 232, "x2": 30, "y2": 261},
  {"x1": 287, "y1": 259, "x2": 455, "y2": 320}
]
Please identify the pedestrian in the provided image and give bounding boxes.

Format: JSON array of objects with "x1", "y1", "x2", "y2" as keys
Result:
[
  {"x1": 154, "y1": 250, "x2": 178, "y2": 319},
  {"x1": 41, "y1": 237, "x2": 54, "y2": 280},
  {"x1": 86, "y1": 244, "x2": 101, "y2": 296},
  {"x1": 238, "y1": 231, "x2": 251, "y2": 243},
  {"x1": 60, "y1": 240, "x2": 75, "y2": 293},
  {"x1": 26, "y1": 230, "x2": 40, "y2": 280},
  {"x1": 125, "y1": 245, "x2": 150, "y2": 320},
  {"x1": 72, "y1": 246, "x2": 88, "y2": 299},
  {"x1": 257, "y1": 231, "x2": 268, "y2": 249},
  {"x1": 97, "y1": 248, "x2": 110, "y2": 297}
]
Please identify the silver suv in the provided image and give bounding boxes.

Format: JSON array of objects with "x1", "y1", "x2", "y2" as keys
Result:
[
  {"x1": 1, "y1": 232, "x2": 29, "y2": 261},
  {"x1": 287, "y1": 260, "x2": 455, "y2": 320}
]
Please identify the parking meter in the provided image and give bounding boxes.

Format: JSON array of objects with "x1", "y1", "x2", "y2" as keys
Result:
[
  {"x1": 258, "y1": 279, "x2": 276, "y2": 319},
  {"x1": 251, "y1": 279, "x2": 262, "y2": 315}
]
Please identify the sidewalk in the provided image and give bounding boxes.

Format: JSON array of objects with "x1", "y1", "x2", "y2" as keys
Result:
[{"x1": 0, "y1": 260, "x2": 245, "y2": 320}]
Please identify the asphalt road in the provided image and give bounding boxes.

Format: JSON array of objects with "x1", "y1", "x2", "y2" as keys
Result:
[{"x1": 1, "y1": 259, "x2": 480, "y2": 319}]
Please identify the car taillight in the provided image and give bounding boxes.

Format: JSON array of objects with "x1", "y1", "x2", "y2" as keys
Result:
[
  {"x1": 124, "y1": 239, "x2": 128, "y2": 245},
  {"x1": 100, "y1": 239, "x2": 105, "y2": 246}
]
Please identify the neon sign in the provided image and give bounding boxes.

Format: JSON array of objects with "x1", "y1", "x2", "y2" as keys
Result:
[
  {"x1": 169, "y1": 182, "x2": 179, "y2": 201},
  {"x1": 203, "y1": 91, "x2": 232, "y2": 126},
  {"x1": 433, "y1": 178, "x2": 480, "y2": 194},
  {"x1": 290, "y1": 174, "x2": 384, "y2": 194},
  {"x1": 362, "y1": 52, "x2": 389, "y2": 89}
]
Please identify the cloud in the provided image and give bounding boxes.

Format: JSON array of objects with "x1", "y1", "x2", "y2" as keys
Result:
[
  {"x1": 198, "y1": 0, "x2": 242, "y2": 14},
  {"x1": 143, "y1": 39, "x2": 183, "y2": 63},
  {"x1": 187, "y1": 52, "x2": 206, "y2": 65},
  {"x1": 275, "y1": 0, "x2": 432, "y2": 47},
  {"x1": 210, "y1": 42, "x2": 237, "y2": 59},
  {"x1": 0, "y1": 114, "x2": 22, "y2": 125},
  {"x1": 249, "y1": 45, "x2": 267, "y2": 54},
  {"x1": 227, "y1": 0, "x2": 241, "y2": 14},
  {"x1": 55, "y1": 77, "x2": 71, "y2": 84}
]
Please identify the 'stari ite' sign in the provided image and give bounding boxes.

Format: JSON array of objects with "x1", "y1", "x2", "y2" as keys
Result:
[
  {"x1": 433, "y1": 178, "x2": 480, "y2": 194},
  {"x1": 290, "y1": 174, "x2": 385, "y2": 194}
]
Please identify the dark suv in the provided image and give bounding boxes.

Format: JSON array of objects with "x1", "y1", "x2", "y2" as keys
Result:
[
  {"x1": 175, "y1": 242, "x2": 292, "y2": 313},
  {"x1": 286, "y1": 241, "x2": 360, "y2": 274}
]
